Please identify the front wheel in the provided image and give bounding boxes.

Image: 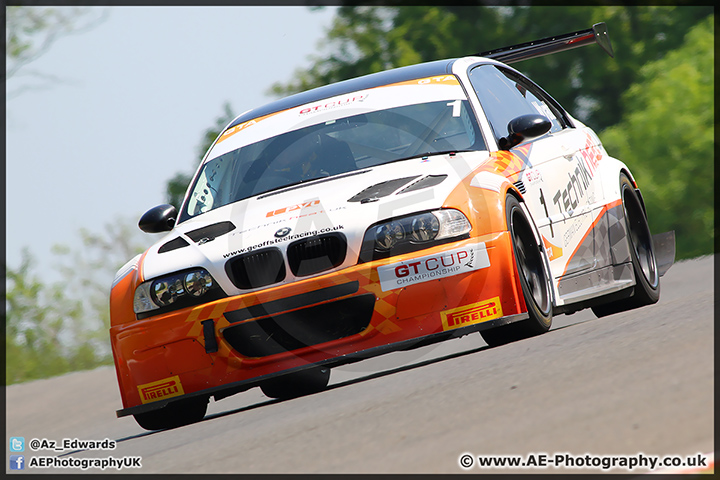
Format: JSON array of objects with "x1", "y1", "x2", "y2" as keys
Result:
[
  {"x1": 133, "y1": 396, "x2": 208, "y2": 431},
  {"x1": 260, "y1": 366, "x2": 330, "y2": 399},
  {"x1": 481, "y1": 195, "x2": 552, "y2": 347}
]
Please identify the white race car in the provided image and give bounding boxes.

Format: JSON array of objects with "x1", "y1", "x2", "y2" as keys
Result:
[{"x1": 110, "y1": 23, "x2": 675, "y2": 430}]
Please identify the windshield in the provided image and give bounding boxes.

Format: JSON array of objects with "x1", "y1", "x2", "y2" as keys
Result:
[{"x1": 182, "y1": 80, "x2": 484, "y2": 221}]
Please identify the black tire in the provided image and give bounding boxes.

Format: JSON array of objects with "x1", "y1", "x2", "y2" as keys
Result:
[
  {"x1": 592, "y1": 174, "x2": 659, "y2": 317},
  {"x1": 481, "y1": 195, "x2": 552, "y2": 347},
  {"x1": 133, "y1": 396, "x2": 208, "y2": 431},
  {"x1": 260, "y1": 366, "x2": 330, "y2": 400}
]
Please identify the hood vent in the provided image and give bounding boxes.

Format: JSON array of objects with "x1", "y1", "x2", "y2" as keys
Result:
[
  {"x1": 186, "y1": 221, "x2": 236, "y2": 244},
  {"x1": 158, "y1": 236, "x2": 190, "y2": 254},
  {"x1": 397, "y1": 174, "x2": 448, "y2": 194},
  {"x1": 348, "y1": 176, "x2": 420, "y2": 203}
]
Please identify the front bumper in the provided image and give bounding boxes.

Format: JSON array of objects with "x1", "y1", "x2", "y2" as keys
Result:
[{"x1": 112, "y1": 231, "x2": 525, "y2": 417}]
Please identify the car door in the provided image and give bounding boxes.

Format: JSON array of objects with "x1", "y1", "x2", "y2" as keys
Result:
[{"x1": 467, "y1": 63, "x2": 600, "y2": 280}]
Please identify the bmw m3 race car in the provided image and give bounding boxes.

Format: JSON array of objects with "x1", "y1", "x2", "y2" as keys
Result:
[{"x1": 110, "y1": 23, "x2": 675, "y2": 430}]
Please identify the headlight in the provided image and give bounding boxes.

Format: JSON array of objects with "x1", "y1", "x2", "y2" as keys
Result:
[
  {"x1": 152, "y1": 276, "x2": 186, "y2": 306},
  {"x1": 374, "y1": 222, "x2": 406, "y2": 251},
  {"x1": 184, "y1": 270, "x2": 214, "y2": 296},
  {"x1": 360, "y1": 209, "x2": 472, "y2": 262},
  {"x1": 133, "y1": 268, "x2": 224, "y2": 318},
  {"x1": 410, "y1": 214, "x2": 440, "y2": 242}
]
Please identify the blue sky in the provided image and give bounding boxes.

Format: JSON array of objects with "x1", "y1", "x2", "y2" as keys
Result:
[{"x1": 6, "y1": 6, "x2": 338, "y2": 279}]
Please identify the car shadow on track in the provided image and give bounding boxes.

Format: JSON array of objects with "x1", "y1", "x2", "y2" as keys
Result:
[
  {"x1": 111, "y1": 324, "x2": 584, "y2": 437},
  {"x1": 119, "y1": 343, "x2": 493, "y2": 439},
  {"x1": 108, "y1": 341, "x2": 494, "y2": 439},
  {"x1": 110, "y1": 332, "x2": 570, "y2": 437},
  {"x1": 327, "y1": 344, "x2": 491, "y2": 390},
  {"x1": 204, "y1": 342, "x2": 492, "y2": 421}
]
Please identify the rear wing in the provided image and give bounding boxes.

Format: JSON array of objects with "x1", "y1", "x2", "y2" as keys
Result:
[{"x1": 476, "y1": 22, "x2": 614, "y2": 64}]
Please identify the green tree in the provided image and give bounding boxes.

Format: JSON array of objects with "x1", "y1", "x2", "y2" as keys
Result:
[
  {"x1": 270, "y1": 6, "x2": 712, "y2": 130},
  {"x1": 5, "y1": 6, "x2": 125, "y2": 385},
  {"x1": 600, "y1": 16, "x2": 714, "y2": 259},
  {"x1": 6, "y1": 250, "x2": 103, "y2": 384},
  {"x1": 5, "y1": 219, "x2": 155, "y2": 384}
]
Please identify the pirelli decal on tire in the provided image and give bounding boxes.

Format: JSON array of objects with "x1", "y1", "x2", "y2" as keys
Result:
[
  {"x1": 137, "y1": 375, "x2": 185, "y2": 404},
  {"x1": 378, "y1": 242, "x2": 490, "y2": 292},
  {"x1": 440, "y1": 297, "x2": 503, "y2": 331}
]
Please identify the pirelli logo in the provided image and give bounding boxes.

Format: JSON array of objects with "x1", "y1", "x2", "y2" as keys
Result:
[
  {"x1": 440, "y1": 297, "x2": 503, "y2": 331},
  {"x1": 137, "y1": 375, "x2": 185, "y2": 404}
]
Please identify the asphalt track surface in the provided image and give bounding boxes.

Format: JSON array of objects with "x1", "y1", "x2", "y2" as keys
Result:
[{"x1": 6, "y1": 255, "x2": 714, "y2": 474}]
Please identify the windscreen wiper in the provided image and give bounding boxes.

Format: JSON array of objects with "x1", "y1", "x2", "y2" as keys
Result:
[
  {"x1": 255, "y1": 169, "x2": 372, "y2": 199},
  {"x1": 385, "y1": 149, "x2": 476, "y2": 165}
]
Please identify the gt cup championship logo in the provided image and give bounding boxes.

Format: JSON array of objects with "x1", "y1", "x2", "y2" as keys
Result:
[{"x1": 378, "y1": 242, "x2": 490, "y2": 292}]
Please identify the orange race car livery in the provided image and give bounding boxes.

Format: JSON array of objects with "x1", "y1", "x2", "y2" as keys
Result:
[{"x1": 110, "y1": 23, "x2": 674, "y2": 430}]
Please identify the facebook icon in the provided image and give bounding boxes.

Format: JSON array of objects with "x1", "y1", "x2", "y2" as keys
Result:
[{"x1": 10, "y1": 455, "x2": 25, "y2": 470}]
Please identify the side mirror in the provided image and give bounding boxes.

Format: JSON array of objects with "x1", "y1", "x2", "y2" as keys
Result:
[
  {"x1": 498, "y1": 114, "x2": 552, "y2": 150},
  {"x1": 138, "y1": 204, "x2": 177, "y2": 233}
]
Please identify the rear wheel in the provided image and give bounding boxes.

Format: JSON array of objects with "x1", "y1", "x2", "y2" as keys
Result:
[
  {"x1": 133, "y1": 396, "x2": 208, "y2": 431},
  {"x1": 481, "y1": 195, "x2": 552, "y2": 347},
  {"x1": 260, "y1": 366, "x2": 331, "y2": 399},
  {"x1": 592, "y1": 174, "x2": 659, "y2": 317}
]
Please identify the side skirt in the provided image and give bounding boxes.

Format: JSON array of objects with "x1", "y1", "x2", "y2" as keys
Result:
[
  {"x1": 557, "y1": 262, "x2": 635, "y2": 305},
  {"x1": 553, "y1": 262, "x2": 635, "y2": 315},
  {"x1": 553, "y1": 230, "x2": 676, "y2": 316}
]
